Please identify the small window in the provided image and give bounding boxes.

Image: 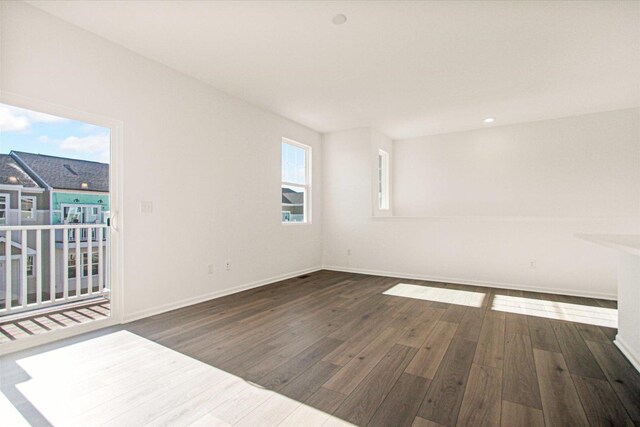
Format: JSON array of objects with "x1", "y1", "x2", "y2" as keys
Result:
[
  {"x1": 378, "y1": 149, "x2": 389, "y2": 210},
  {"x1": 282, "y1": 139, "x2": 311, "y2": 223},
  {"x1": 82, "y1": 252, "x2": 99, "y2": 276},
  {"x1": 0, "y1": 194, "x2": 8, "y2": 225},
  {"x1": 21, "y1": 196, "x2": 36, "y2": 220},
  {"x1": 68, "y1": 253, "x2": 77, "y2": 279},
  {"x1": 26, "y1": 255, "x2": 35, "y2": 277}
]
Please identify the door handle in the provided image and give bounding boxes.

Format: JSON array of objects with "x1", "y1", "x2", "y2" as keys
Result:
[{"x1": 110, "y1": 212, "x2": 119, "y2": 231}]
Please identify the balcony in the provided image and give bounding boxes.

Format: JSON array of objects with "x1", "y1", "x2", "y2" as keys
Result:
[{"x1": 0, "y1": 224, "x2": 110, "y2": 343}]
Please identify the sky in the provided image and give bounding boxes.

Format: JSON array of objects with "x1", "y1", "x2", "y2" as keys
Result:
[
  {"x1": 0, "y1": 103, "x2": 111, "y2": 163},
  {"x1": 281, "y1": 141, "x2": 306, "y2": 186}
]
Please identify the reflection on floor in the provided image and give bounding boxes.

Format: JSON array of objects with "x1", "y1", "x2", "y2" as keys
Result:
[
  {"x1": 0, "y1": 300, "x2": 110, "y2": 344},
  {"x1": 491, "y1": 294, "x2": 617, "y2": 328},
  {"x1": 383, "y1": 283, "x2": 485, "y2": 307},
  {"x1": 9, "y1": 331, "x2": 353, "y2": 426}
]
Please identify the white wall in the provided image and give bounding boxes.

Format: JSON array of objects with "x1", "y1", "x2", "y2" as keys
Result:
[
  {"x1": 395, "y1": 109, "x2": 640, "y2": 217},
  {"x1": 1, "y1": 2, "x2": 323, "y2": 321},
  {"x1": 323, "y1": 110, "x2": 640, "y2": 299}
]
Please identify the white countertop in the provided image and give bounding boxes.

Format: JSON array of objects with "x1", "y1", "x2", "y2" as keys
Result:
[{"x1": 576, "y1": 234, "x2": 640, "y2": 256}]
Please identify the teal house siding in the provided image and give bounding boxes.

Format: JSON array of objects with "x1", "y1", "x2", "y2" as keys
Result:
[{"x1": 51, "y1": 192, "x2": 110, "y2": 224}]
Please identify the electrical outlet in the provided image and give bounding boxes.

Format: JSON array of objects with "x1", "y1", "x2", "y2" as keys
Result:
[
  {"x1": 140, "y1": 201, "x2": 153, "y2": 215},
  {"x1": 225, "y1": 261, "x2": 231, "y2": 271},
  {"x1": 208, "y1": 264, "x2": 214, "y2": 275},
  {"x1": 347, "y1": 249, "x2": 351, "y2": 256},
  {"x1": 530, "y1": 260, "x2": 537, "y2": 269}
]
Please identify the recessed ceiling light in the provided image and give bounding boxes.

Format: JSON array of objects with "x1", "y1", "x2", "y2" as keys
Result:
[
  {"x1": 484, "y1": 117, "x2": 495, "y2": 123},
  {"x1": 332, "y1": 14, "x2": 347, "y2": 25}
]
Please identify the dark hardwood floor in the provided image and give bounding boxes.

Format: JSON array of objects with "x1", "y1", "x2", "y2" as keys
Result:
[
  {"x1": 2, "y1": 270, "x2": 638, "y2": 426},
  {"x1": 122, "y1": 270, "x2": 639, "y2": 427}
]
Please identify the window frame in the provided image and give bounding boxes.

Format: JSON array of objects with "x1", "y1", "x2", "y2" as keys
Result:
[
  {"x1": 281, "y1": 138, "x2": 312, "y2": 224},
  {"x1": 21, "y1": 195, "x2": 37, "y2": 221},
  {"x1": 82, "y1": 252, "x2": 99, "y2": 277},
  {"x1": 26, "y1": 255, "x2": 35, "y2": 277},
  {"x1": 378, "y1": 149, "x2": 390, "y2": 210},
  {"x1": 68, "y1": 253, "x2": 77, "y2": 279},
  {"x1": 0, "y1": 193, "x2": 9, "y2": 225}
]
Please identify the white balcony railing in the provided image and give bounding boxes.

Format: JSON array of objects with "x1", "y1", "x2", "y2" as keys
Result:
[{"x1": 0, "y1": 224, "x2": 110, "y2": 316}]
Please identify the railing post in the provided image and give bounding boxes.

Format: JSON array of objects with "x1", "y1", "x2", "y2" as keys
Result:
[
  {"x1": 50, "y1": 228, "x2": 56, "y2": 302},
  {"x1": 21, "y1": 229, "x2": 27, "y2": 308},
  {"x1": 4, "y1": 230, "x2": 11, "y2": 311},
  {"x1": 75, "y1": 229, "x2": 81, "y2": 297},
  {"x1": 36, "y1": 229, "x2": 42, "y2": 305},
  {"x1": 98, "y1": 227, "x2": 103, "y2": 293},
  {"x1": 87, "y1": 226, "x2": 93, "y2": 295},
  {"x1": 63, "y1": 228, "x2": 69, "y2": 300}
]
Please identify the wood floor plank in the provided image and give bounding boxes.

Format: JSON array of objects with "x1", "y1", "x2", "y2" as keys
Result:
[
  {"x1": 396, "y1": 308, "x2": 445, "y2": 348},
  {"x1": 417, "y1": 337, "x2": 477, "y2": 426},
  {"x1": 572, "y1": 375, "x2": 634, "y2": 426},
  {"x1": 527, "y1": 315, "x2": 560, "y2": 352},
  {"x1": 500, "y1": 401, "x2": 544, "y2": 427},
  {"x1": 503, "y1": 333, "x2": 542, "y2": 410},
  {"x1": 505, "y1": 313, "x2": 529, "y2": 336},
  {"x1": 551, "y1": 320, "x2": 606, "y2": 380},
  {"x1": 456, "y1": 307, "x2": 485, "y2": 342},
  {"x1": 473, "y1": 315, "x2": 505, "y2": 368},
  {"x1": 333, "y1": 344, "x2": 417, "y2": 426},
  {"x1": 533, "y1": 348, "x2": 589, "y2": 426},
  {"x1": 304, "y1": 387, "x2": 347, "y2": 415},
  {"x1": 405, "y1": 321, "x2": 458, "y2": 379},
  {"x1": 278, "y1": 361, "x2": 342, "y2": 402},
  {"x1": 368, "y1": 373, "x2": 431, "y2": 427},
  {"x1": 258, "y1": 336, "x2": 343, "y2": 391},
  {"x1": 323, "y1": 327, "x2": 401, "y2": 395},
  {"x1": 585, "y1": 340, "x2": 640, "y2": 423},
  {"x1": 412, "y1": 417, "x2": 447, "y2": 427},
  {"x1": 456, "y1": 363, "x2": 502, "y2": 426}
]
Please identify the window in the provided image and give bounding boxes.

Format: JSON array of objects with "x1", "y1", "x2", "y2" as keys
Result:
[
  {"x1": 378, "y1": 149, "x2": 389, "y2": 210},
  {"x1": 21, "y1": 195, "x2": 36, "y2": 220},
  {"x1": 0, "y1": 194, "x2": 8, "y2": 225},
  {"x1": 82, "y1": 252, "x2": 99, "y2": 276},
  {"x1": 26, "y1": 255, "x2": 35, "y2": 277},
  {"x1": 68, "y1": 253, "x2": 77, "y2": 279},
  {"x1": 281, "y1": 139, "x2": 311, "y2": 223}
]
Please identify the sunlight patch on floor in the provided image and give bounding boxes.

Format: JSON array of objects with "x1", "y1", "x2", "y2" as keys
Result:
[
  {"x1": 383, "y1": 283, "x2": 486, "y2": 308},
  {"x1": 11, "y1": 331, "x2": 354, "y2": 427},
  {"x1": 491, "y1": 295, "x2": 617, "y2": 328},
  {"x1": 0, "y1": 391, "x2": 30, "y2": 426}
]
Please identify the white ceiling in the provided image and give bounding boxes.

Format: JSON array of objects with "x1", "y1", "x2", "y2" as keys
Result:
[{"x1": 28, "y1": 0, "x2": 640, "y2": 139}]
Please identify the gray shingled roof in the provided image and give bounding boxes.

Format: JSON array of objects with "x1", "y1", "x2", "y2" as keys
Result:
[
  {"x1": 0, "y1": 154, "x2": 40, "y2": 188},
  {"x1": 12, "y1": 151, "x2": 109, "y2": 192},
  {"x1": 282, "y1": 187, "x2": 303, "y2": 205}
]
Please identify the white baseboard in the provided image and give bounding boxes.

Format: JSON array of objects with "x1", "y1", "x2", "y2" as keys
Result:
[
  {"x1": 614, "y1": 336, "x2": 640, "y2": 373},
  {"x1": 122, "y1": 266, "x2": 323, "y2": 323},
  {"x1": 322, "y1": 265, "x2": 617, "y2": 301}
]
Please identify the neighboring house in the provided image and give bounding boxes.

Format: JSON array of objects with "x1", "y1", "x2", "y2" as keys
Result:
[
  {"x1": 0, "y1": 154, "x2": 45, "y2": 305},
  {"x1": 1, "y1": 152, "x2": 110, "y2": 304},
  {"x1": 0, "y1": 153, "x2": 47, "y2": 226},
  {"x1": 281, "y1": 187, "x2": 304, "y2": 222}
]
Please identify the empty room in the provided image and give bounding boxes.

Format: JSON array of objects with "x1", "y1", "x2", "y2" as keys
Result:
[{"x1": 1, "y1": 1, "x2": 639, "y2": 426}]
